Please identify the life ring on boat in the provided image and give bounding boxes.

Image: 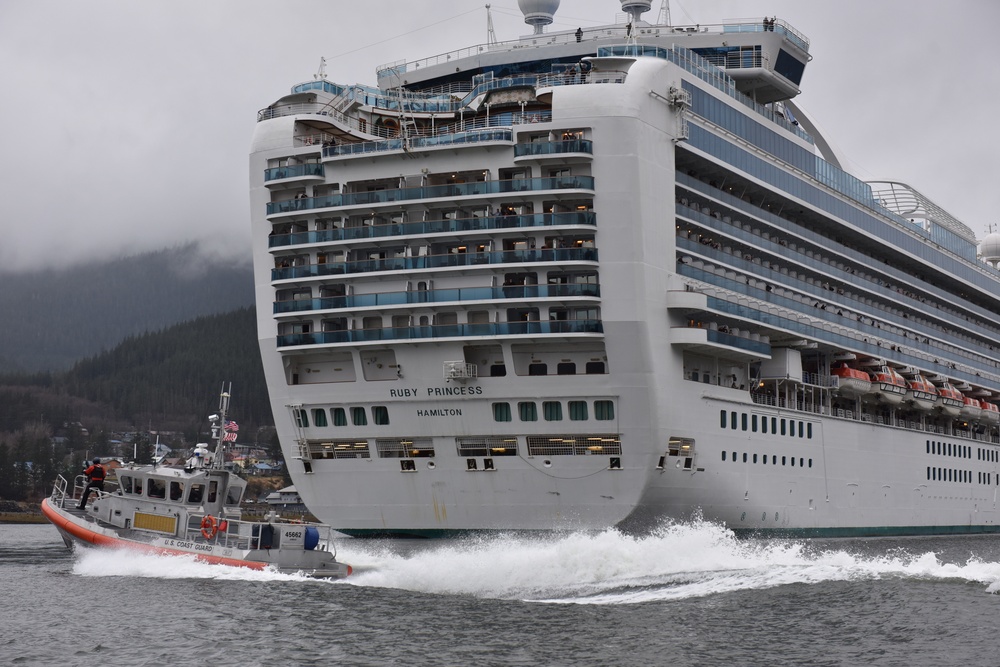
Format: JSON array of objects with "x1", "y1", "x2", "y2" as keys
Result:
[{"x1": 200, "y1": 515, "x2": 218, "y2": 539}]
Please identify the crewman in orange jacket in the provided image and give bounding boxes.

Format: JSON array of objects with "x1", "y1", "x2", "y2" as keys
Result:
[{"x1": 78, "y1": 458, "x2": 106, "y2": 509}]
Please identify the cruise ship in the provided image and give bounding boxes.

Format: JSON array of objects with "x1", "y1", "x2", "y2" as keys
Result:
[{"x1": 249, "y1": 0, "x2": 1000, "y2": 537}]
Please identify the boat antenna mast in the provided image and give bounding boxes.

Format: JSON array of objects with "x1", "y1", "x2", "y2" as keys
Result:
[
  {"x1": 314, "y1": 56, "x2": 327, "y2": 81},
  {"x1": 657, "y1": 0, "x2": 671, "y2": 26},
  {"x1": 209, "y1": 382, "x2": 232, "y2": 469},
  {"x1": 486, "y1": 4, "x2": 498, "y2": 46}
]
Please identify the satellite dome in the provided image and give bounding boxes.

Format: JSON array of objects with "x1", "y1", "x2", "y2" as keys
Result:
[
  {"x1": 518, "y1": 0, "x2": 560, "y2": 34},
  {"x1": 980, "y1": 230, "x2": 1000, "y2": 267},
  {"x1": 620, "y1": 0, "x2": 652, "y2": 22}
]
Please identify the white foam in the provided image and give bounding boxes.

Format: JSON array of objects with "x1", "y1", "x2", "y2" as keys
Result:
[
  {"x1": 337, "y1": 519, "x2": 1000, "y2": 604},
  {"x1": 71, "y1": 545, "x2": 315, "y2": 582}
]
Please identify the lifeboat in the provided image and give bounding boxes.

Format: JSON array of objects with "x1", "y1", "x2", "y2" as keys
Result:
[
  {"x1": 866, "y1": 365, "x2": 907, "y2": 405},
  {"x1": 904, "y1": 374, "x2": 939, "y2": 410},
  {"x1": 830, "y1": 362, "x2": 872, "y2": 397},
  {"x1": 980, "y1": 401, "x2": 1000, "y2": 425},
  {"x1": 960, "y1": 396, "x2": 983, "y2": 421},
  {"x1": 934, "y1": 382, "x2": 964, "y2": 418}
]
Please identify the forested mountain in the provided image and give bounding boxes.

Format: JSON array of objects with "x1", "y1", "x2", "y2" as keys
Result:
[
  {"x1": 0, "y1": 308, "x2": 275, "y2": 502},
  {"x1": 0, "y1": 307, "x2": 272, "y2": 435},
  {"x1": 0, "y1": 244, "x2": 254, "y2": 373}
]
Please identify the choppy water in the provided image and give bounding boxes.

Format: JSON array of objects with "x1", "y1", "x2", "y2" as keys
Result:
[{"x1": 6, "y1": 520, "x2": 1000, "y2": 666}]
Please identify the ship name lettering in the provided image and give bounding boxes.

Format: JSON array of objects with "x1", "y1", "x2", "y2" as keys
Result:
[
  {"x1": 390, "y1": 388, "x2": 418, "y2": 397},
  {"x1": 426, "y1": 386, "x2": 483, "y2": 397},
  {"x1": 416, "y1": 408, "x2": 463, "y2": 417},
  {"x1": 195, "y1": 544, "x2": 214, "y2": 553}
]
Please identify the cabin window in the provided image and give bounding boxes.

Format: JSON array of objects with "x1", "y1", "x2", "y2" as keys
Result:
[
  {"x1": 543, "y1": 401, "x2": 563, "y2": 421},
  {"x1": 147, "y1": 478, "x2": 166, "y2": 499},
  {"x1": 372, "y1": 406, "x2": 390, "y2": 425},
  {"x1": 208, "y1": 481, "x2": 219, "y2": 503},
  {"x1": 120, "y1": 475, "x2": 133, "y2": 494},
  {"x1": 595, "y1": 400, "x2": 614, "y2": 421},
  {"x1": 493, "y1": 402, "x2": 512, "y2": 422},
  {"x1": 332, "y1": 408, "x2": 348, "y2": 426},
  {"x1": 225, "y1": 486, "x2": 242, "y2": 506},
  {"x1": 313, "y1": 409, "x2": 328, "y2": 427},
  {"x1": 569, "y1": 401, "x2": 588, "y2": 421},
  {"x1": 169, "y1": 481, "x2": 184, "y2": 501},
  {"x1": 133, "y1": 478, "x2": 144, "y2": 495},
  {"x1": 188, "y1": 484, "x2": 205, "y2": 504},
  {"x1": 351, "y1": 407, "x2": 368, "y2": 426},
  {"x1": 519, "y1": 402, "x2": 538, "y2": 421}
]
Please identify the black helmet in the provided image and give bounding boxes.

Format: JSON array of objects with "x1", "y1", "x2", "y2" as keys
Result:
[{"x1": 93, "y1": 457, "x2": 101, "y2": 464}]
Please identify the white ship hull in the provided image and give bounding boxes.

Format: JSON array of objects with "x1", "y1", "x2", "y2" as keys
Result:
[{"x1": 250, "y1": 5, "x2": 1000, "y2": 537}]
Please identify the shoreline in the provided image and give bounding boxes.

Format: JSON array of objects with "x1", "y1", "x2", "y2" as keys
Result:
[{"x1": 0, "y1": 512, "x2": 48, "y2": 525}]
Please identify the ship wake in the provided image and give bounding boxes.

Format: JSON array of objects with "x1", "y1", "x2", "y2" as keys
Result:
[{"x1": 339, "y1": 519, "x2": 1000, "y2": 604}]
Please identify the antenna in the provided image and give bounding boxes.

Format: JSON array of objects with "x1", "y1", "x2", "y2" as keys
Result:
[
  {"x1": 486, "y1": 4, "x2": 497, "y2": 46},
  {"x1": 314, "y1": 56, "x2": 327, "y2": 81},
  {"x1": 657, "y1": 0, "x2": 671, "y2": 26}
]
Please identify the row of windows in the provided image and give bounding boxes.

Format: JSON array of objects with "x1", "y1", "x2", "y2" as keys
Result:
[
  {"x1": 295, "y1": 406, "x2": 390, "y2": 428},
  {"x1": 296, "y1": 400, "x2": 618, "y2": 428},
  {"x1": 302, "y1": 434, "x2": 623, "y2": 460},
  {"x1": 720, "y1": 410, "x2": 814, "y2": 439},
  {"x1": 928, "y1": 468, "x2": 975, "y2": 484},
  {"x1": 927, "y1": 441, "x2": 973, "y2": 459},
  {"x1": 979, "y1": 472, "x2": 999, "y2": 485},
  {"x1": 118, "y1": 475, "x2": 241, "y2": 505},
  {"x1": 721, "y1": 451, "x2": 813, "y2": 468},
  {"x1": 493, "y1": 400, "x2": 615, "y2": 422},
  {"x1": 978, "y1": 448, "x2": 999, "y2": 463}
]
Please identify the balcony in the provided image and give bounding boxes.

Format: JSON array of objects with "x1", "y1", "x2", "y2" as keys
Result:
[
  {"x1": 274, "y1": 283, "x2": 601, "y2": 314},
  {"x1": 272, "y1": 247, "x2": 599, "y2": 281},
  {"x1": 513, "y1": 139, "x2": 593, "y2": 162},
  {"x1": 269, "y1": 211, "x2": 596, "y2": 248},
  {"x1": 264, "y1": 163, "x2": 325, "y2": 184},
  {"x1": 325, "y1": 128, "x2": 513, "y2": 158},
  {"x1": 265, "y1": 176, "x2": 596, "y2": 216},
  {"x1": 276, "y1": 319, "x2": 604, "y2": 348}
]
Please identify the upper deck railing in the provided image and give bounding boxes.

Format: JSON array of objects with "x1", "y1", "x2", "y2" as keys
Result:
[{"x1": 376, "y1": 18, "x2": 808, "y2": 79}]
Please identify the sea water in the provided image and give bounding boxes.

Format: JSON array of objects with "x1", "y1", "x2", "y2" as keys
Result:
[{"x1": 6, "y1": 520, "x2": 1000, "y2": 666}]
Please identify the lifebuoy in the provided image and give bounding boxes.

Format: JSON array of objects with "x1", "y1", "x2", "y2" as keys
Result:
[{"x1": 200, "y1": 515, "x2": 218, "y2": 539}]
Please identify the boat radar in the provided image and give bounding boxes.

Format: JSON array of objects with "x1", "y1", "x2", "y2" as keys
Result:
[{"x1": 517, "y1": 0, "x2": 559, "y2": 34}]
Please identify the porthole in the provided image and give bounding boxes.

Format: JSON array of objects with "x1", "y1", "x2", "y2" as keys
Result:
[{"x1": 543, "y1": 459, "x2": 552, "y2": 468}]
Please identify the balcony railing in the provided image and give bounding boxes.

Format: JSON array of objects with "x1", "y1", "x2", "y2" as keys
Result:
[
  {"x1": 272, "y1": 247, "x2": 599, "y2": 281},
  {"x1": 277, "y1": 319, "x2": 604, "y2": 347},
  {"x1": 269, "y1": 211, "x2": 596, "y2": 248},
  {"x1": 266, "y1": 176, "x2": 596, "y2": 215},
  {"x1": 325, "y1": 128, "x2": 514, "y2": 157},
  {"x1": 514, "y1": 139, "x2": 593, "y2": 158},
  {"x1": 274, "y1": 283, "x2": 601, "y2": 313},
  {"x1": 264, "y1": 163, "x2": 325, "y2": 182}
]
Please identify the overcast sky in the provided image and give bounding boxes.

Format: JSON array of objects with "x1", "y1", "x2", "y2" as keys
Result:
[{"x1": 0, "y1": 0, "x2": 996, "y2": 273}]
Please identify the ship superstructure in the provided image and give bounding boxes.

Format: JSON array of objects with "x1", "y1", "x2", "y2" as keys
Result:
[{"x1": 249, "y1": 0, "x2": 1000, "y2": 536}]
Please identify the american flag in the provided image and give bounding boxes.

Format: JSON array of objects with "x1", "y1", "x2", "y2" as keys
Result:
[
  {"x1": 223, "y1": 431, "x2": 238, "y2": 442},
  {"x1": 224, "y1": 420, "x2": 239, "y2": 432}
]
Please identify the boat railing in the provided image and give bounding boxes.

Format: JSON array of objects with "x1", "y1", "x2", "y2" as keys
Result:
[
  {"x1": 182, "y1": 512, "x2": 337, "y2": 553},
  {"x1": 50, "y1": 474, "x2": 70, "y2": 507}
]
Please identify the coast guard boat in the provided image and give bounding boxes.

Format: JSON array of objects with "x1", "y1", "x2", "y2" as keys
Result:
[{"x1": 41, "y1": 387, "x2": 352, "y2": 578}]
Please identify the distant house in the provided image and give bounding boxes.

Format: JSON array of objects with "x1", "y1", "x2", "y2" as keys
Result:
[{"x1": 264, "y1": 486, "x2": 306, "y2": 512}]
